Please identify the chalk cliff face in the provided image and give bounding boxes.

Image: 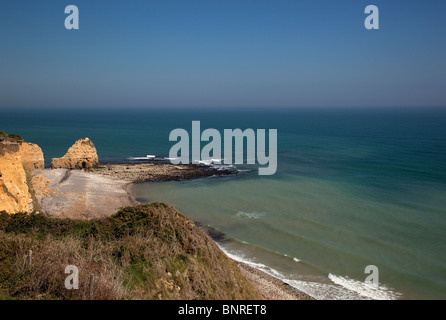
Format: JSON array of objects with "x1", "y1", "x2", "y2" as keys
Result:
[
  {"x1": 51, "y1": 138, "x2": 98, "y2": 169},
  {"x1": 19, "y1": 142, "x2": 45, "y2": 173},
  {"x1": 0, "y1": 141, "x2": 34, "y2": 213}
]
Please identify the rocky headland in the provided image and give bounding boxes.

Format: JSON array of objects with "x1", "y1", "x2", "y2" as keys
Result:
[
  {"x1": 0, "y1": 133, "x2": 309, "y2": 300},
  {"x1": 1, "y1": 135, "x2": 234, "y2": 218}
]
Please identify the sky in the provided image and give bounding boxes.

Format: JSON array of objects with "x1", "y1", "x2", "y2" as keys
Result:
[{"x1": 0, "y1": 0, "x2": 445, "y2": 109}]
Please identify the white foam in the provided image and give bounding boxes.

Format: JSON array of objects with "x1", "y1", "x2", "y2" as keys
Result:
[
  {"x1": 193, "y1": 159, "x2": 222, "y2": 165},
  {"x1": 285, "y1": 279, "x2": 370, "y2": 300},
  {"x1": 217, "y1": 244, "x2": 285, "y2": 279},
  {"x1": 129, "y1": 155, "x2": 156, "y2": 160},
  {"x1": 216, "y1": 165, "x2": 235, "y2": 171},
  {"x1": 328, "y1": 273, "x2": 401, "y2": 300},
  {"x1": 217, "y1": 244, "x2": 401, "y2": 300},
  {"x1": 236, "y1": 211, "x2": 266, "y2": 219},
  {"x1": 284, "y1": 253, "x2": 300, "y2": 263}
]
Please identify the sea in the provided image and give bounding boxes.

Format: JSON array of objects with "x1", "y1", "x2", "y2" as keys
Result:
[{"x1": 1, "y1": 107, "x2": 445, "y2": 300}]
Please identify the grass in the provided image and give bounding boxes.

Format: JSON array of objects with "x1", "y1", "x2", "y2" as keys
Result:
[
  {"x1": 0, "y1": 131, "x2": 23, "y2": 156},
  {"x1": 0, "y1": 203, "x2": 261, "y2": 300},
  {"x1": 0, "y1": 131, "x2": 23, "y2": 141}
]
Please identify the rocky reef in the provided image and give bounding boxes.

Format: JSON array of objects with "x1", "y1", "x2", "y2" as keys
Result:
[
  {"x1": 93, "y1": 163, "x2": 237, "y2": 183},
  {"x1": 51, "y1": 137, "x2": 98, "y2": 169}
]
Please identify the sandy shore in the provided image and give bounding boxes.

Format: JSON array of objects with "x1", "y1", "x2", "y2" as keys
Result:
[
  {"x1": 236, "y1": 262, "x2": 313, "y2": 300},
  {"x1": 33, "y1": 162, "x2": 313, "y2": 300},
  {"x1": 32, "y1": 163, "x2": 234, "y2": 219},
  {"x1": 33, "y1": 168, "x2": 136, "y2": 219}
]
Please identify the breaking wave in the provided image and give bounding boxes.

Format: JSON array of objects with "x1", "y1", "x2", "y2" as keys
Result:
[{"x1": 218, "y1": 245, "x2": 401, "y2": 300}]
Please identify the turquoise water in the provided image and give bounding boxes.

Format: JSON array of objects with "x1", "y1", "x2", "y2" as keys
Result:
[{"x1": 2, "y1": 107, "x2": 446, "y2": 299}]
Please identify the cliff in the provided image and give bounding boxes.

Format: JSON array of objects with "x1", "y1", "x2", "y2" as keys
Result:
[
  {"x1": 0, "y1": 141, "x2": 34, "y2": 213},
  {"x1": 19, "y1": 142, "x2": 45, "y2": 173},
  {"x1": 51, "y1": 138, "x2": 98, "y2": 169},
  {"x1": 0, "y1": 131, "x2": 45, "y2": 214}
]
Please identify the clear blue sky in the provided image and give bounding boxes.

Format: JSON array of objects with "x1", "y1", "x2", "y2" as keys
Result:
[{"x1": 0, "y1": 0, "x2": 445, "y2": 109}]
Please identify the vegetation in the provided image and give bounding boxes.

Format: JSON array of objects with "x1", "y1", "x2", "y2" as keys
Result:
[
  {"x1": 0, "y1": 203, "x2": 261, "y2": 300},
  {"x1": 0, "y1": 131, "x2": 24, "y2": 142}
]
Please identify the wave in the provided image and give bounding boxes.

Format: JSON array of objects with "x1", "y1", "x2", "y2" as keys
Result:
[
  {"x1": 283, "y1": 254, "x2": 300, "y2": 263},
  {"x1": 236, "y1": 211, "x2": 266, "y2": 219},
  {"x1": 193, "y1": 159, "x2": 222, "y2": 165},
  {"x1": 160, "y1": 158, "x2": 249, "y2": 174},
  {"x1": 328, "y1": 273, "x2": 401, "y2": 300},
  {"x1": 128, "y1": 155, "x2": 156, "y2": 160},
  {"x1": 214, "y1": 164, "x2": 235, "y2": 171},
  {"x1": 217, "y1": 244, "x2": 401, "y2": 300},
  {"x1": 218, "y1": 245, "x2": 285, "y2": 279}
]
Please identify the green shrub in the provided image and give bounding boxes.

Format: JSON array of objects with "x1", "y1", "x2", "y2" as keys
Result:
[
  {"x1": 0, "y1": 204, "x2": 261, "y2": 300},
  {"x1": 6, "y1": 134, "x2": 23, "y2": 141},
  {"x1": 0, "y1": 131, "x2": 24, "y2": 141}
]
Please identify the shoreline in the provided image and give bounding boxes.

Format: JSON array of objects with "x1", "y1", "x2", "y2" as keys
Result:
[
  {"x1": 34, "y1": 162, "x2": 314, "y2": 300},
  {"x1": 235, "y1": 261, "x2": 314, "y2": 300},
  {"x1": 108, "y1": 162, "x2": 313, "y2": 300}
]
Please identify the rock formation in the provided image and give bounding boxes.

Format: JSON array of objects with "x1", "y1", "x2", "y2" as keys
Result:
[
  {"x1": 0, "y1": 132, "x2": 46, "y2": 214},
  {"x1": 51, "y1": 138, "x2": 98, "y2": 169},
  {"x1": 19, "y1": 142, "x2": 45, "y2": 173},
  {"x1": 0, "y1": 140, "x2": 34, "y2": 213}
]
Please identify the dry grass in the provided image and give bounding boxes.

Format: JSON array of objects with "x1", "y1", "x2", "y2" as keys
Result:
[{"x1": 0, "y1": 203, "x2": 261, "y2": 300}]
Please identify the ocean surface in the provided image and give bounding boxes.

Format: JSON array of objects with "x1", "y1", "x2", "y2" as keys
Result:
[{"x1": 1, "y1": 107, "x2": 446, "y2": 299}]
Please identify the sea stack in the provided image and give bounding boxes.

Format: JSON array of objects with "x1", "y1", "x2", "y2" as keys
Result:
[{"x1": 51, "y1": 137, "x2": 98, "y2": 169}]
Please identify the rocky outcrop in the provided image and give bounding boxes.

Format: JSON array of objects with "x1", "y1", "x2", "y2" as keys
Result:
[
  {"x1": 51, "y1": 138, "x2": 98, "y2": 169},
  {"x1": 0, "y1": 141, "x2": 34, "y2": 213},
  {"x1": 19, "y1": 142, "x2": 44, "y2": 173}
]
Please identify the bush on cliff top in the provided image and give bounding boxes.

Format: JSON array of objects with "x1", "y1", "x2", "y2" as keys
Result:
[
  {"x1": 0, "y1": 203, "x2": 261, "y2": 300},
  {"x1": 0, "y1": 131, "x2": 24, "y2": 141}
]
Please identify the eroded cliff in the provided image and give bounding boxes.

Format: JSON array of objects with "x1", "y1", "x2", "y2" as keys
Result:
[
  {"x1": 19, "y1": 142, "x2": 45, "y2": 173},
  {"x1": 0, "y1": 141, "x2": 33, "y2": 213},
  {"x1": 0, "y1": 133, "x2": 45, "y2": 214}
]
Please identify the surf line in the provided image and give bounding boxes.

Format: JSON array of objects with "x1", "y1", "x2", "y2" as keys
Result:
[{"x1": 168, "y1": 121, "x2": 277, "y2": 175}]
